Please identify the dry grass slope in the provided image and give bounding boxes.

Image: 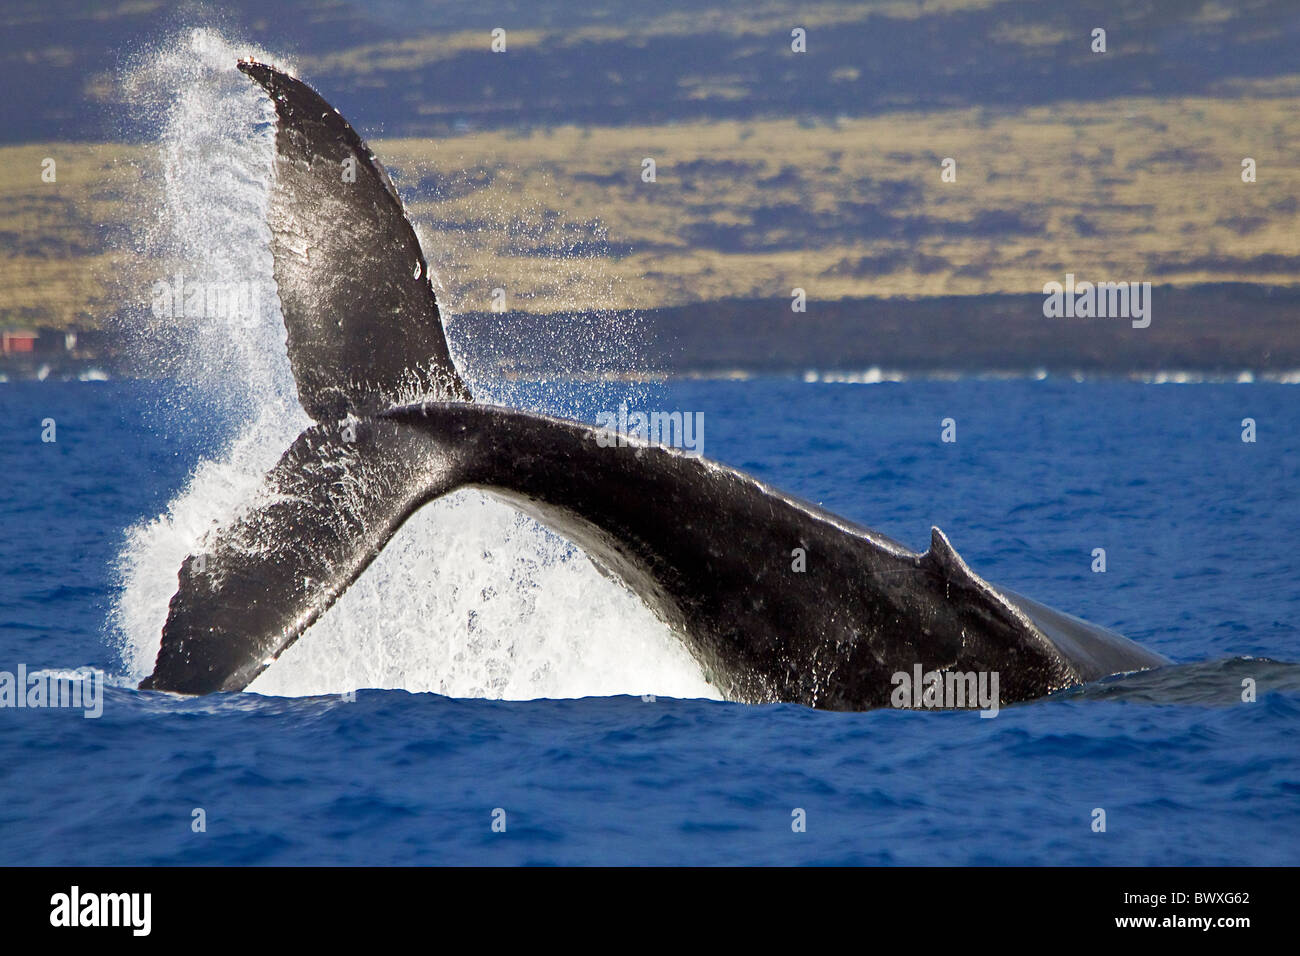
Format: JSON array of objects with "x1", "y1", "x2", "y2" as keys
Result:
[{"x1": 2, "y1": 89, "x2": 1299, "y2": 326}]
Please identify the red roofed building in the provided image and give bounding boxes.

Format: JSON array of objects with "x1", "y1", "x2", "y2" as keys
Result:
[{"x1": 2, "y1": 330, "x2": 37, "y2": 354}]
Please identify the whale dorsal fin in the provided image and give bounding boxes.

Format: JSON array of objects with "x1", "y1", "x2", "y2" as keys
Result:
[
  {"x1": 923, "y1": 526, "x2": 969, "y2": 579},
  {"x1": 921, "y1": 526, "x2": 1166, "y2": 682},
  {"x1": 238, "y1": 59, "x2": 471, "y2": 420}
]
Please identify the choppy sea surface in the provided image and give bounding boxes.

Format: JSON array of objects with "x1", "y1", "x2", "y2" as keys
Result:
[{"x1": 1, "y1": 377, "x2": 1297, "y2": 865}]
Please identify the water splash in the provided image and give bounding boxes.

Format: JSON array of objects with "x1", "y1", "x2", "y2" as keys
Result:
[
  {"x1": 117, "y1": 29, "x2": 298, "y2": 424},
  {"x1": 110, "y1": 29, "x2": 718, "y2": 702}
]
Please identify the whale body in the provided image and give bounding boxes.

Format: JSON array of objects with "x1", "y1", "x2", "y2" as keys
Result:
[{"x1": 140, "y1": 61, "x2": 1168, "y2": 706}]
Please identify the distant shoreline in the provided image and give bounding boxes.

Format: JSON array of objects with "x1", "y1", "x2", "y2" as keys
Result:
[
  {"x1": 4, "y1": 283, "x2": 1297, "y2": 382},
  {"x1": 6, "y1": 368, "x2": 1298, "y2": 387},
  {"x1": 452, "y1": 282, "x2": 1300, "y2": 379}
]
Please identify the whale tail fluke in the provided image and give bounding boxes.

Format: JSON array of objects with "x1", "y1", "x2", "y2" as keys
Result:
[
  {"x1": 237, "y1": 59, "x2": 471, "y2": 421},
  {"x1": 139, "y1": 413, "x2": 474, "y2": 694},
  {"x1": 141, "y1": 60, "x2": 473, "y2": 693}
]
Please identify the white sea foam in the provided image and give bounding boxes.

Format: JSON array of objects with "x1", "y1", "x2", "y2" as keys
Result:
[
  {"x1": 110, "y1": 29, "x2": 718, "y2": 702},
  {"x1": 798, "y1": 367, "x2": 1300, "y2": 385}
]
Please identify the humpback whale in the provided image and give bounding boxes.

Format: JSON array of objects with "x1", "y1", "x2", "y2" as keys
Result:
[{"x1": 140, "y1": 60, "x2": 1168, "y2": 706}]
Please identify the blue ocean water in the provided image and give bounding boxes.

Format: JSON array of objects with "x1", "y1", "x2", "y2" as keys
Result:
[{"x1": 1, "y1": 377, "x2": 1297, "y2": 865}]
